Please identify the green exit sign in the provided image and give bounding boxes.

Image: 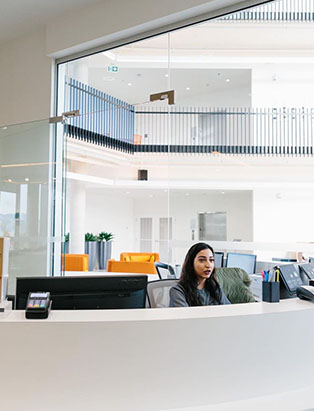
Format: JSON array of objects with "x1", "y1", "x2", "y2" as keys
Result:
[{"x1": 107, "y1": 65, "x2": 119, "y2": 73}]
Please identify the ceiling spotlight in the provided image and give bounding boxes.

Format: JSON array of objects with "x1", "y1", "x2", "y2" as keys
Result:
[
  {"x1": 165, "y1": 74, "x2": 169, "y2": 78},
  {"x1": 8, "y1": 179, "x2": 12, "y2": 182},
  {"x1": 186, "y1": 87, "x2": 190, "y2": 91},
  {"x1": 226, "y1": 79, "x2": 230, "y2": 82},
  {"x1": 221, "y1": 191, "x2": 225, "y2": 194},
  {"x1": 25, "y1": 178, "x2": 29, "y2": 182},
  {"x1": 127, "y1": 82, "x2": 132, "y2": 86},
  {"x1": 2, "y1": 126, "x2": 8, "y2": 130}
]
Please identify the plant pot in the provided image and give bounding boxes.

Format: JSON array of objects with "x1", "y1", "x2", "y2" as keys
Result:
[
  {"x1": 85, "y1": 241, "x2": 97, "y2": 271},
  {"x1": 98, "y1": 240, "x2": 113, "y2": 270}
]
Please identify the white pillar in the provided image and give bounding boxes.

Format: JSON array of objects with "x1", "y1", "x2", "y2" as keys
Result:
[{"x1": 69, "y1": 179, "x2": 86, "y2": 254}]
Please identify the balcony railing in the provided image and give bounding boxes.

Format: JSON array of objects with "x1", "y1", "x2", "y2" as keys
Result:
[
  {"x1": 221, "y1": 0, "x2": 314, "y2": 22},
  {"x1": 65, "y1": 77, "x2": 134, "y2": 153},
  {"x1": 65, "y1": 79, "x2": 314, "y2": 156},
  {"x1": 134, "y1": 106, "x2": 314, "y2": 156}
]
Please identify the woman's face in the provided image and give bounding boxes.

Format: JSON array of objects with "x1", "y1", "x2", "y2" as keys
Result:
[{"x1": 193, "y1": 248, "x2": 215, "y2": 283}]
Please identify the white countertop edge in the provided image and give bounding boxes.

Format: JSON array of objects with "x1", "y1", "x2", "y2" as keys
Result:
[
  {"x1": 1, "y1": 298, "x2": 314, "y2": 323},
  {"x1": 162, "y1": 384, "x2": 314, "y2": 411}
]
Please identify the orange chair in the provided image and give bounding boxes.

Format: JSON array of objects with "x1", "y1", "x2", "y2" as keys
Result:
[
  {"x1": 106, "y1": 259, "x2": 158, "y2": 274},
  {"x1": 106, "y1": 252, "x2": 159, "y2": 274},
  {"x1": 120, "y1": 252, "x2": 159, "y2": 263},
  {"x1": 63, "y1": 254, "x2": 89, "y2": 271}
]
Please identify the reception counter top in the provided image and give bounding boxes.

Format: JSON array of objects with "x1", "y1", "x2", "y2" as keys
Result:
[{"x1": 1, "y1": 299, "x2": 314, "y2": 410}]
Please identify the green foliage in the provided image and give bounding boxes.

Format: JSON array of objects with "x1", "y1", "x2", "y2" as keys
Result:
[
  {"x1": 98, "y1": 231, "x2": 114, "y2": 241},
  {"x1": 65, "y1": 233, "x2": 70, "y2": 242},
  {"x1": 85, "y1": 232, "x2": 97, "y2": 242}
]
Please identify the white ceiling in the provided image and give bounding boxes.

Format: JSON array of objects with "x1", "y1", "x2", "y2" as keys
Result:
[{"x1": 0, "y1": 0, "x2": 100, "y2": 44}]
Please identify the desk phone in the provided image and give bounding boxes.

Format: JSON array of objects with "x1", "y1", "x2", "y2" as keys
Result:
[
  {"x1": 299, "y1": 263, "x2": 314, "y2": 280},
  {"x1": 25, "y1": 292, "x2": 51, "y2": 319},
  {"x1": 279, "y1": 264, "x2": 304, "y2": 298}
]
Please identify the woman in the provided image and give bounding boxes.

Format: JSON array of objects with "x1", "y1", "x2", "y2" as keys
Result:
[{"x1": 169, "y1": 242, "x2": 230, "y2": 307}]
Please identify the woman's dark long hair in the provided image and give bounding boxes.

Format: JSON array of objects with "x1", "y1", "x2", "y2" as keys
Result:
[{"x1": 179, "y1": 242, "x2": 222, "y2": 306}]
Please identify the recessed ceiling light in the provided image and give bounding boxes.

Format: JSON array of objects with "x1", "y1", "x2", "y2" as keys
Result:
[
  {"x1": 165, "y1": 74, "x2": 169, "y2": 78},
  {"x1": 127, "y1": 82, "x2": 132, "y2": 86},
  {"x1": 2, "y1": 126, "x2": 7, "y2": 130},
  {"x1": 8, "y1": 179, "x2": 12, "y2": 182},
  {"x1": 25, "y1": 178, "x2": 29, "y2": 182},
  {"x1": 185, "y1": 193, "x2": 190, "y2": 196},
  {"x1": 221, "y1": 191, "x2": 225, "y2": 194},
  {"x1": 226, "y1": 79, "x2": 230, "y2": 82},
  {"x1": 186, "y1": 87, "x2": 190, "y2": 91}
]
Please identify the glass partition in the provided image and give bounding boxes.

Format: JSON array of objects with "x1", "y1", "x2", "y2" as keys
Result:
[
  {"x1": 0, "y1": 119, "x2": 61, "y2": 295},
  {"x1": 57, "y1": 0, "x2": 314, "y2": 282}
]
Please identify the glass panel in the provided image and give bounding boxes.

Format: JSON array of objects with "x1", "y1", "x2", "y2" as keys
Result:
[
  {"x1": 58, "y1": 33, "x2": 171, "y2": 272},
  {"x1": 56, "y1": 0, "x2": 314, "y2": 286},
  {"x1": 0, "y1": 119, "x2": 55, "y2": 296}
]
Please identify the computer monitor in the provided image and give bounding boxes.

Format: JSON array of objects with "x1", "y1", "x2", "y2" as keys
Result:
[
  {"x1": 226, "y1": 252, "x2": 256, "y2": 274},
  {"x1": 15, "y1": 275, "x2": 147, "y2": 310},
  {"x1": 214, "y1": 252, "x2": 224, "y2": 268}
]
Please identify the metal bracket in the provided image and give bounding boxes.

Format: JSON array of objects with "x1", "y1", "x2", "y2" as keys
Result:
[{"x1": 49, "y1": 110, "x2": 80, "y2": 124}]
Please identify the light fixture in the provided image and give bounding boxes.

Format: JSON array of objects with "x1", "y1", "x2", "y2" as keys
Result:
[
  {"x1": 185, "y1": 193, "x2": 190, "y2": 196},
  {"x1": 165, "y1": 74, "x2": 169, "y2": 78},
  {"x1": 226, "y1": 79, "x2": 230, "y2": 83},
  {"x1": 8, "y1": 179, "x2": 12, "y2": 182},
  {"x1": 127, "y1": 82, "x2": 132, "y2": 86},
  {"x1": 221, "y1": 191, "x2": 225, "y2": 194},
  {"x1": 25, "y1": 178, "x2": 29, "y2": 182},
  {"x1": 186, "y1": 87, "x2": 190, "y2": 91},
  {"x1": 2, "y1": 126, "x2": 7, "y2": 130}
]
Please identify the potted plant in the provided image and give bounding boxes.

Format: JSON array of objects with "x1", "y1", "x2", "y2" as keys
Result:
[
  {"x1": 85, "y1": 232, "x2": 98, "y2": 271},
  {"x1": 97, "y1": 231, "x2": 114, "y2": 270}
]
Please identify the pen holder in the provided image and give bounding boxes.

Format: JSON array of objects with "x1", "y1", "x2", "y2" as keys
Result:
[{"x1": 262, "y1": 281, "x2": 280, "y2": 303}]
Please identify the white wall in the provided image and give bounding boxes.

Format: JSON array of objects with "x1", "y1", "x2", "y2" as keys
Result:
[
  {"x1": 252, "y1": 65, "x2": 314, "y2": 107},
  {"x1": 0, "y1": 28, "x2": 52, "y2": 126},
  {"x1": 253, "y1": 188, "x2": 314, "y2": 259},
  {"x1": 84, "y1": 188, "x2": 135, "y2": 260}
]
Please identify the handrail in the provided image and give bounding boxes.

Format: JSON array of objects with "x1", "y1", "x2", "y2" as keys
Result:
[{"x1": 221, "y1": 0, "x2": 314, "y2": 22}]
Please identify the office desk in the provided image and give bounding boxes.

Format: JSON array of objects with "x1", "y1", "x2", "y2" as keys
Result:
[{"x1": 0, "y1": 299, "x2": 314, "y2": 411}]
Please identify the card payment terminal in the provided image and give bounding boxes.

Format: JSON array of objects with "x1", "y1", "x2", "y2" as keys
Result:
[{"x1": 25, "y1": 292, "x2": 51, "y2": 319}]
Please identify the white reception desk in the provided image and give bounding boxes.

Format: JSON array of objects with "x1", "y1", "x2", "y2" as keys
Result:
[{"x1": 1, "y1": 299, "x2": 314, "y2": 411}]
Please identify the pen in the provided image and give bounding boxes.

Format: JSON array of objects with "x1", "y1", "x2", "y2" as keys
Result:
[
  {"x1": 276, "y1": 269, "x2": 280, "y2": 282},
  {"x1": 264, "y1": 270, "x2": 268, "y2": 282}
]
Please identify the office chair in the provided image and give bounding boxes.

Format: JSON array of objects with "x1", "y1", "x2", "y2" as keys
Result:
[
  {"x1": 154, "y1": 262, "x2": 176, "y2": 279},
  {"x1": 147, "y1": 279, "x2": 178, "y2": 308}
]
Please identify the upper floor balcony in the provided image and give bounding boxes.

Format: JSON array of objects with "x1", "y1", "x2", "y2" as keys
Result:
[{"x1": 222, "y1": 0, "x2": 314, "y2": 22}]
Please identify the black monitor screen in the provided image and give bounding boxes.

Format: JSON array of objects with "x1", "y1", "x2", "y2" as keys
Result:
[
  {"x1": 226, "y1": 252, "x2": 256, "y2": 274},
  {"x1": 15, "y1": 275, "x2": 148, "y2": 310},
  {"x1": 214, "y1": 252, "x2": 224, "y2": 268}
]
